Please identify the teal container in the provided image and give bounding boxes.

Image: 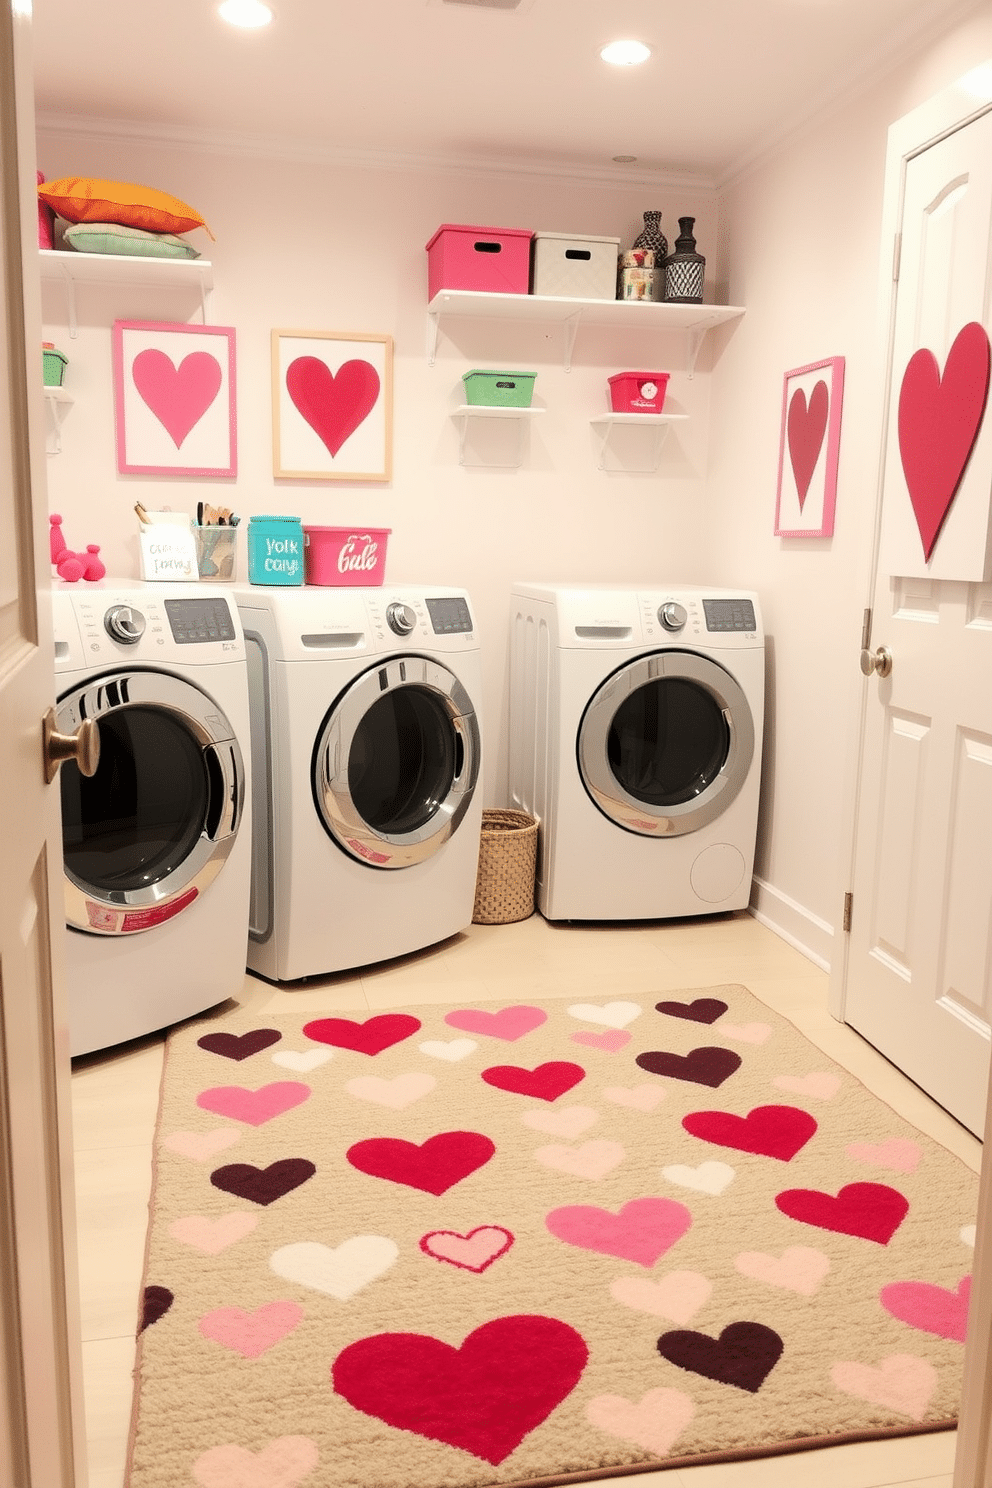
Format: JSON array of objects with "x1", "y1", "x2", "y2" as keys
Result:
[{"x1": 247, "y1": 515, "x2": 304, "y2": 586}]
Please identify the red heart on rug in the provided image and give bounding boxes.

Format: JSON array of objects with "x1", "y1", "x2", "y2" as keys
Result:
[
  {"x1": 210, "y1": 1158, "x2": 316, "y2": 1206},
  {"x1": 655, "y1": 998, "x2": 728, "y2": 1025},
  {"x1": 197, "y1": 1029, "x2": 282, "y2": 1061},
  {"x1": 196, "y1": 1081, "x2": 310, "y2": 1125},
  {"x1": 546, "y1": 1196, "x2": 692, "y2": 1266},
  {"x1": 420, "y1": 1225, "x2": 515, "y2": 1273},
  {"x1": 636, "y1": 1047, "x2": 742, "y2": 1088},
  {"x1": 139, "y1": 1285, "x2": 173, "y2": 1333},
  {"x1": 787, "y1": 379, "x2": 829, "y2": 508},
  {"x1": 347, "y1": 1130, "x2": 495, "y2": 1194},
  {"x1": 482, "y1": 1061, "x2": 585, "y2": 1102},
  {"x1": 897, "y1": 320, "x2": 991, "y2": 561},
  {"x1": 132, "y1": 348, "x2": 223, "y2": 448},
  {"x1": 775, "y1": 1181, "x2": 908, "y2": 1244},
  {"x1": 682, "y1": 1104, "x2": 817, "y2": 1161},
  {"x1": 880, "y1": 1275, "x2": 971, "y2": 1341},
  {"x1": 303, "y1": 1014, "x2": 420, "y2": 1055},
  {"x1": 285, "y1": 355, "x2": 380, "y2": 457},
  {"x1": 331, "y1": 1313, "x2": 589, "y2": 1465},
  {"x1": 657, "y1": 1320, "x2": 783, "y2": 1393},
  {"x1": 444, "y1": 1005, "x2": 547, "y2": 1040}
]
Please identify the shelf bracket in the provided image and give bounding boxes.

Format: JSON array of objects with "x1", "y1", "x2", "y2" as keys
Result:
[
  {"x1": 592, "y1": 418, "x2": 672, "y2": 474},
  {"x1": 44, "y1": 393, "x2": 70, "y2": 456},
  {"x1": 562, "y1": 311, "x2": 581, "y2": 373},
  {"x1": 427, "y1": 311, "x2": 441, "y2": 367},
  {"x1": 686, "y1": 328, "x2": 705, "y2": 379},
  {"x1": 53, "y1": 262, "x2": 79, "y2": 339},
  {"x1": 454, "y1": 409, "x2": 527, "y2": 467}
]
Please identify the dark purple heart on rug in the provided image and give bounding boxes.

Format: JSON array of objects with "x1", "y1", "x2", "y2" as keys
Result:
[
  {"x1": 210, "y1": 1158, "x2": 316, "y2": 1206},
  {"x1": 303, "y1": 1013, "x2": 421, "y2": 1055},
  {"x1": 682, "y1": 1104, "x2": 818, "y2": 1160},
  {"x1": 655, "y1": 997, "x2": 728, "y2": 1025},
  {"x1": 196, "y1": 1029, "x2": 282, "y2": 1061},
  {"x1": 347, "y1": 1131, "x2": 496, "y2": 1195},
  {"x1": 636, "y1": 1046, "x2": 742, "y2": 1088},
  {"x1": 775, "y1": 1181, "x2": 908, "y2": 1244},
  {"x1": 139, "y1": 1285, "x2": 174, "y2": 1333},
  {"x1": 332, "y1": 1313, "x2": 589, "y2": 1465},
  {"x1": 481, "y1": 1061, "x2": 585, "y2": 1102},
  {"x1": 657, "y1": 1321, "x2": 784, "y2": 1392}
]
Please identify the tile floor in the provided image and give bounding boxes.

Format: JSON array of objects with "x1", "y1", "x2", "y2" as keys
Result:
[{"x1": 70, "y1": 910, "x2": 982, "y2": 1488}]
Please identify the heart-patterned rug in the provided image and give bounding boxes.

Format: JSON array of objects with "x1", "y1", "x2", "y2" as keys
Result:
[{"x1": 126, "y1": 985, "x2": 979, "y2": 1488}]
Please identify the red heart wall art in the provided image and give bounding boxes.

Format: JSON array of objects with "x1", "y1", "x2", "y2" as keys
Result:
[
  {"x1": 898, "y1": 320, "x2": 991, "y2": 562},
  {"x1": 787, "y1": 380, "x2": 829, "y2": 509},
  {"x1": 132, "y1": 349, "x2": 223, "y2": 448},
  {"x1": 285, "y1": 356, "x2": 380, "y2": 457}
]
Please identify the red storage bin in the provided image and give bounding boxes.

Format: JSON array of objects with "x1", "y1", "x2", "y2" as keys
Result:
[
  {"x1": 608, "y1": 371, "x2": 670, "y2": 414},
  {"x1": 303, "y1": 527, "x2": 390, "y2": 586},
  {"x1": 426, "y1": 223, "x2": 533, "y2": 301}
]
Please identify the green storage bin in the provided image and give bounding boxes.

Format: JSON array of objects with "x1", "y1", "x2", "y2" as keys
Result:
[
  {"x1": 42, "y1": 343, "x2": 68, "y2": 387},
  {"x1": 462, "y1": 369, "x2": 536, "y2": 408}
]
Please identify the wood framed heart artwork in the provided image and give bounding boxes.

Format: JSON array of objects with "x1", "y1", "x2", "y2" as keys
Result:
[
  {"x1": 773, "y1": 356, "x2": 845, "y2": 538},
  {"x1": 272, "y1": 330, "x2": 393, "y2": 482},
  {"x1": 112, "y1": 321, "x2": 237, "y2": 477}
]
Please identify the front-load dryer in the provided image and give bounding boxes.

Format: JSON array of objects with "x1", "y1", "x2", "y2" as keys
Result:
[
  {"x1": 509, "y1": 583, "x2": 764, "y2": 921},
  {"x1": 52, "y1": 583, "x2": 252, "y2": 1056},
  {"x1": 236, "y1": 585, "x2": 483, "y2": 981}
]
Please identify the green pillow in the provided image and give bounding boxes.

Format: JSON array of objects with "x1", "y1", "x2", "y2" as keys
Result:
[{"x1": 62, "y1": 221, "x2": 200, "y2": 259}]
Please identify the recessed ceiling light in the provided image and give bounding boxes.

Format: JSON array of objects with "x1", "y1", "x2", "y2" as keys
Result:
[
  {"x1": 612, "y1": 155, "x2": 637, "y2": 164},
  {"x1": 218, "y1": 0, "x2": 273, "y2": 28},
  {"x1": 600, "y1": 39, "x2": 651, "y2": 67}
]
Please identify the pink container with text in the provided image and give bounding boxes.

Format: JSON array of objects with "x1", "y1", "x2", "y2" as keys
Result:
[
  {"x1": 303, "y1": 527, "x2": 391, "y2": 586},
  {"x1": 608, "y1": 372, "x2": 671, "y2": 414}
]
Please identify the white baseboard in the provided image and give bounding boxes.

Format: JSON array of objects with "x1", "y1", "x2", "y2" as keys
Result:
[{"x1": 748, "y1": 876, "x2": 834, "y2": 973}]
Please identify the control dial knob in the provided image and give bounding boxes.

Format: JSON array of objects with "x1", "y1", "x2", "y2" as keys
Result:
[
  {"x1": 658, "y1": 601, "x2": 688, "y2": 632},
  {"x1": 104, "y1": 605, "x2": 146, "y2": 645},
  {"x1": 386, "y1": 602, "x2": 417, "y2": 636}
]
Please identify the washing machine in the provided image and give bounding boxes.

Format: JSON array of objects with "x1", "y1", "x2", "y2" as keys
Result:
[
  {"x1": 52, "y1": 583, "x2": 252, "y2": 1056},
  {"x1": 236, "y1": 584, "x2": 484, "y2": 981},
  {"x1": 509, "y1": 583, "x2": 764, "y2": 921}
]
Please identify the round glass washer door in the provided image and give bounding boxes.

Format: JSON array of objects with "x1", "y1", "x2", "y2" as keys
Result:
[
  {"x1": 57, "y1": 669, "x2": 245, "y2": 934},
  {"x1": 578, "y1": 650, "x2": 755, "y2": 837},
  {"x1": 312, "y1": 655, "x2": 481, "y2": 868}
]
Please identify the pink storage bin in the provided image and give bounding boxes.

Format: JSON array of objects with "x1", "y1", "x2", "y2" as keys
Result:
[
  {"x1": 303, "y1": 527, "x2": 391, "y2": 587},
  {"x1": 608, "y1": 371, "x2": 671, "y2": 414},
  {"x1": 426, "y1": 223, "x2": 533, "y2": 301}
]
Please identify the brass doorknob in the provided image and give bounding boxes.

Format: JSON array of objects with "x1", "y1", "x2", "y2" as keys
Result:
[
  {"x1": 860, "y1": 645, "x2": 893, "y2": 680},
  {"x1": 43, "y1": 708, "x2": 100, "y2": 784}
]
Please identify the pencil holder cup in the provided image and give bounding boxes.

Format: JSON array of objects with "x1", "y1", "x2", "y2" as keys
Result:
[{"x1": 193, "y1": 526, "x2": 237, "y2": 582}]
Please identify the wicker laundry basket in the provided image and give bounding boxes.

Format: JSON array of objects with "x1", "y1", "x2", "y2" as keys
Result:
[{"x1": 472, "y1": 808, "x2": 540, "y2": 925}]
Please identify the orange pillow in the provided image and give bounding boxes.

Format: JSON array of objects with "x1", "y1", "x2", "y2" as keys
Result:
[{"x1": 37, "y1": 177, "x2": 212, "y2": 238}]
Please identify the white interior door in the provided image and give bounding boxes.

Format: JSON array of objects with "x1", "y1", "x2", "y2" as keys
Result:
[
  {"x1": 0, "y1": 3, "x2": 87, "y2": 1483},
  {"x1": 841, "y1": 94, "x2": 992, "y2": 1138}
]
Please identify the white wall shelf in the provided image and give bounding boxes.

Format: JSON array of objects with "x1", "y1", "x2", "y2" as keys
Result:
[
  {"x1": 428, "y1": 290, "x2": 745, "y2": 373},
  {"x1": 39, "y1": 250, "x2": 214, "y2": 338},
  {"x1": 43, "y1": 385, "x2": 73, "y2": 456},
  {"x1": 590, "y1": 412, "x2": 689, "y2": 473},
  {"x1": 452, "y1": 404, "x2": 545, "y2": 467}
]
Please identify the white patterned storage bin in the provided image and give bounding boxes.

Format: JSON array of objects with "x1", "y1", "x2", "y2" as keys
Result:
[{"x1": 531, "y1": 232, "x2": 621, "y2": 301}]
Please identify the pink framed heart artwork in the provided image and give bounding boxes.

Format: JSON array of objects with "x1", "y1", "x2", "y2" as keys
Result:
[
  {"x1": 113, "y1": 321, "x2": 237, "y2": 478},
  {"x1": 272, "y1": 330, "x2": 393, "y2": 482},
  {"x1": 774, "y1": 356, "x2": 845, "y2": 538}
]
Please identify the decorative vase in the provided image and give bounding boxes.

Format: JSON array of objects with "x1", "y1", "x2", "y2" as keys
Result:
[
  {"x1": 664, "y1": 217, "x2": 705, "y2": 303},
  {"x1": 632, "y1": 210, "x2": 668, "y2": 259}
]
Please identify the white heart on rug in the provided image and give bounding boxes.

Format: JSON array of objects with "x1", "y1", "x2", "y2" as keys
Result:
[
  {"x1": 270, "y1": 1236, "x2": 398, "y2": 1299},
  {"x1": 567, "y1": 1001, "x2": 643, "y2": 1029},
  {"x1": 534, "y1": 1139, "x2": 625, "y2": 1180},
  {"x1": 831, "y1": 1353, "x2": 937, "y2": 1421},
  {"x1": 662, "y1": 1160, "x2": 735, "y2": 1195},
  {"x1": 602, "y1": 1083, "x2": 665, "y2": 1111},
  {"x1": 163, "y1": 1127, "x2": 241, "y2": 1161},
  {"x1": 344, "y1": 1072, "x2": 436, "y2": 1109},
  {"x1": 610, "y1": 1270, "x2": 712, "y2": 1323},
  {"x1": 169, "y1": 1212, "x2": 259, "y2": 1254},
  {"x1": 521, "y1": 1105, "x2": 599, "y2": 1138},
  {"x1": 961, "y1": 1225, "x2": 977, "y2": 1248},
  {"x1": 586, "y1": 1387, "x2": 695, "y2": 1455},
  {"x1": 271, "y1": 1048, "x2": 334, "y2": 1072},
  {"x1": 193, "y1": 1435, "x2": 319, "y2": 1488},
  {"x1": 735, "y1": 1245, "x2": 831, "y2": 1295},
  {"x1": 773, "y1": 1072, "x2": 842, "y2": 1100},
  {"x1": 418, "y1": 1038, "x2": 478, "y2": 1061},
  {"x1": 719, "y1": 1021, "x2": 772, "y2": 1044}
]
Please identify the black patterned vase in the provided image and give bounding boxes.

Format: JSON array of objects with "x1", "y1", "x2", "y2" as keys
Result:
[
  {"x1": 632, "y1": 210, "x2": 668, "y2": 259},
  {"x1": 664, "y1": 217, "x2": 705, "y2": 303}
]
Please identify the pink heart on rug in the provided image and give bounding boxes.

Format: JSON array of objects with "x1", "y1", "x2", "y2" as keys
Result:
[
  {"x1": 846, "y1": 1138, "x2": 921, "y2": 1173},
  {"x1": 571, "y1": 1029, "x2": 631, "y2": 1052},
  {"x1": 192, "y1": 1435, "x2": 319, "y2": 1488},
  {"x1": 344, "y1": 1072, "x2": 436, "y2": 1109},
  {"x1": 546, "y1": 1196, "x2": 692, "y2": 1266},
  {"x1": 830, "y1": 1354, "x2": 937, "y2": 1421},
  {"x1": 331, "y1": 1314, "x2": 589, "y2": 1465},
  {"x1": 303, "y1": 1014, "x2": 420, "y2": 1055},
  {"x1": 199, "y1": 1301, "x2": 304, "y2": 1359},
  {"x1": 132, "y1": 348, "x2": 222, "y2": 449},
  {"x1": 773, "y1": 1072, "x2": 842, "y2": 1100},
  {"x1": 346, "y1": 1130, "x2": 495, "y2": 1194},
  {"x1": 880, "y1": 1276, "x2": 971, "y2": 1341},
  {"x1": 196, "y1": 1081, "x2": 310, "y2": 1126},
  {"x1": 521, "y1": 1105, "x2": 599, "y2": 1138},
  {"x1": 285, "y1": 355, "x2": 380, "y2": 457},
  {"x1": 420, "y1": 1225, "x2": 514, "y2": 1273},
  {"x1": 682, "y1": 1104, "x2": 817, "y2": 1161},
  {"x1": 787, "y1": 379, "x2": 829, "y2": 508},
  {"x1": 776, "y1": 1182, "x2": 908, "y2": 1244},
  {"x1": 587, "y1": 1386, "x2": 695, "y2": 1455},
  {"x1": 445, "y1": 1005, "x2": 547, "y2": 1041},
  {"x1": 169, "y1": 1212, "x2": 259, "y2": 1254},
  {"x1": 610, "y1": 1270, "x2": 712, "y2": 1324},
  {"x1": 534, "y1": 1139, "x2": 625, "y2": 1180},
  {"x1": 602, "y1": 1083, "x2": 666, "y2": 1111},
  {"x1": 482, "y1": 1061, "x2": 585, "y2": 1102},
  {"x1": 163, "y1": 1128, "x2": 241, "y2": 1161},
  {"x1": 898, "y1": 321, "x2": 991, "y2": 561},
  {"x1": 734, "y1": 1246, "x2": 831, "y2": 1296},
  {"x1": 718, "y1": 1022, "x2": 772, "y2": 1045}
]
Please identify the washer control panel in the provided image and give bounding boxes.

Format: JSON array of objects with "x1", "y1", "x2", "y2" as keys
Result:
[{"x1": 702, "y1": 597, "x2": 757, "y2": 633}]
